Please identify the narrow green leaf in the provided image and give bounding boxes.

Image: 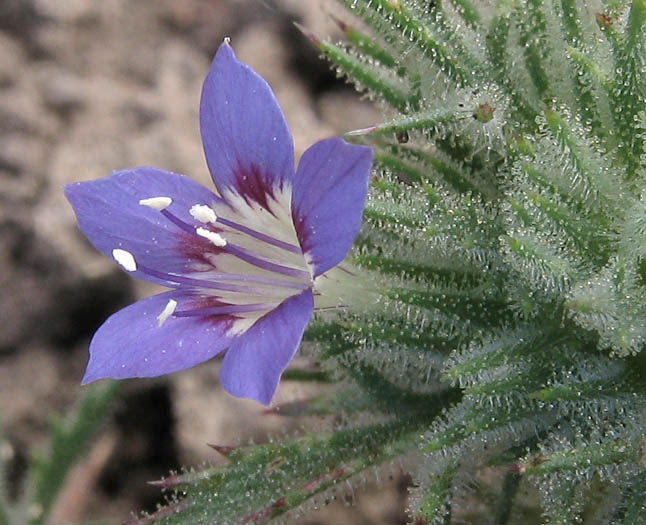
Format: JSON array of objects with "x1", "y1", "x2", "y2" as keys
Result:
[
  {"x1": 374, "y1": 152, "x2": 427, "y2": 184},
  {"x1": 620, "y1": 471, "x2": 646, "y2": 523},
  {"x1": 418, "y1": 459, "x2": 459, "y2": 520},
  {"x1": 559, "y1": 0, "x2": 582, "y2": 43},
  {"x1": 29, "y1": 382, "x2": 120, "y2": 525},
  {"x1": 486, "y1": 0, "x2": 540, "y2": 125},
  {"x1": 386, "y1": 286, "x2": 512, "y2": 328},
  {"x1": 415, "y1": 0, "x2": 485, "y2": 78},
  {"x1": 558, "y1": 4, "x2": 614, "y2": 147},
  {"x1": 155, "y1": 418, "x2": 429, "y2": 524},
  {"x1": 375, "y1": 149, "x2": 493, "y2": 196},
  {"x1": 340, "y1": 317, "x2": 459, "y2": 352},
  {"x1": 443, "y1": 327, "x2": 564, "y2": 383},
  {"x1": 353, "y1": 253, "x2": 485, "y2": 287},
  {"x1": 541, "y1": 475, "x2": 581, "y2": 524},
  {"x1": 504, "y1": 233, "x2": 578, "y2": 292},
  {"x1": 543, "y1": 109, "x2": 621, "y2": 209},
  {"x1": 494, "y1": 471, "x2": 522, "y2": 525},
  {"x1": 466, "y1": 373, "x2": 542, "y2": 397},
  {"x1": 610, "y1": 0, "x2": 646, "y2": 176},
  {"x1": 425, "y1": 401, "x2": 556, "y2": 454},
  {"x1": 517, "y1": 0, "x2": 551, "y2": 100},
  {"x1": 280, "y1": 368, "x2": 331, "y2": 382},
  {"x1": 339, "y1": 0, "x2": 472, "y2": 85},
  {"x1": 529, "y1": 363, "x2": 630, "y2": 402},
  {"x1": 304, "y1": 320, "x2": 357, "y2": 360},
  {"x1": 566, "y1": 46, "x2": 611, "y2": 89},
  {"x1": 449, "y1": 0, "x2": 482, "y2": 28},
  {"x1": 521, "y1": 438, "x2": 641, "y2": 476},
  {"x1": 352, "y1": 107, "x2": 458, "y2": 137},
  {"x1": 338, "y1": 20, "x2": 399, "y2": 69},
  {"x1": 425, "y1": 422, "x2": 468, "y2": 453},
  {"x1": 526, "y1": 190, "x2": 609, "y2": 263},
  {"x1": 343, "y1": 362, "x2": 458, "y2": 412},
  {"x1": 317, "y1": 39, "x2": 412, "y2": 112}
]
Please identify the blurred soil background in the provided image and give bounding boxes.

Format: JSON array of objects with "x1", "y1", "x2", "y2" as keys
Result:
[{"x1": 0, "y1": 0, "x2": 416, "y2": 523}]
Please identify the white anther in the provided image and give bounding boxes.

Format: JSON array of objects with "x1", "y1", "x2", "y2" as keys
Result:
[
  {"x1": 190, "y1": 204, "x2": 217, "y2": 223},
  {"x1": 196, "y1": 227, "x2": 227, "y2": 247},
  {"x1": 139, "y1": 197, "x2": 173, "y2": 210},
  {"x1": 112, "y1": 248, "x2": 137, "y2": 272},
  {"x1": 157, "y1": 299, "x2": 177, "y2": 327}
]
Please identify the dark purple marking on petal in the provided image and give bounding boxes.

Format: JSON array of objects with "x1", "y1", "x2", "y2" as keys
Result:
[
  {"x1": 176, "y1": 227, "x2": 227, "y2": 268},
  {"x1": 176, "y1": 294, "x2": 250, "y2": 327},
  {"x1": 219, "y1": 288, "x2": 314, "y2": 405},
  {"x1": 230, "y1": 161, "x2": 277, "y2": 213},
  {"x1": 64, "y1": 167, "x2": 222, "y2": 287},
  {"x1": 200, "y1": 42, "x2": 295, "y2": 203},
  {"x1": 82, "y1": 290, "x2": 234, "y2": 383},
  {"x1": 173, "y1": 294, "x2": 249, "y2": 326},
  {"x1": 292, "y1": 138, "x2": 373, "y2": 277}
]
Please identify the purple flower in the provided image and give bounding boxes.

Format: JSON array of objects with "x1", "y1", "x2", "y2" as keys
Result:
[{"x1": 64, "y1": 41, "x2": 373, "y2": 405}]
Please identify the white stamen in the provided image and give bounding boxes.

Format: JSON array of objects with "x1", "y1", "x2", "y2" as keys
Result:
[
  {"x1": 139, "y1": 197, "x2": 173, "y2": 210},
  {"x1": 112, "y1": 248, "x2": 137, "y2": 271},
  {"x1": 190, "y1": 204, "x2": 217, "y2": 223},
  {"x1": 196, "y1": 227, "x2": 227, "y2": 247},
  {"x1": 157, "y1": 299, "x2": 177, "y2": 327}
]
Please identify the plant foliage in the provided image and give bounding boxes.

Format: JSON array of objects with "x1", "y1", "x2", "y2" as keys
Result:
[
  {"x1": 0, "y1": 382, "x2": 119, "y2": 525},
  {"x1": 144, "y1": 0, "x2": 646, "y2": 522}
]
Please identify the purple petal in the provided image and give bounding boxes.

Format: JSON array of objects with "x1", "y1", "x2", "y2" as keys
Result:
[
  {"x1": 82, "y1": 290, "x2": 235, "y2": 383},
  {"x1": 64, "y1": 167, "x2": 222, "y2": 287},
  {"x1": 200, "y1": 42, "x2": 294, "y2": 207},
  {"x1": 219, "y1": 289, "x2": 314, "y2": 405},
  {"x1": 292, "y1": 138, "x2": 373, "y2": 277}
]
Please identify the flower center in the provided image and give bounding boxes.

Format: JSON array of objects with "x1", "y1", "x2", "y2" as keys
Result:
[{"x1": 111, "y1": 194, "x2": 312, "y2": 331}]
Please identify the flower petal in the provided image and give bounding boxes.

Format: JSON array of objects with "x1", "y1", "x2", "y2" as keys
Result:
[
  {"x1": 292, "y1": 138, "x2": 373, "y2": 277},
  {"x1": 82, "y1": 290, "x2": 235, "y2": 383},
  {"x1": 219, "y1": 288, "x2": 314, "y2": 405},
  {"x1": 64, "y1": 167, "x2": 222, "y2": 287},
  {"x1": 200, "y1": 41, "x2": 294, "y2": 207}
]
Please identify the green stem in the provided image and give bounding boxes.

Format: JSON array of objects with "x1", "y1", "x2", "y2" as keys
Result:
[
  {"x1": 495, "y1": 471, "x2": 521, "y2": 524},
  {"x1": 29, "y1": 382, "x2": 120, "y2": 525},
  {"x1": 0, "y1": 502, "x2": 9, "y2": 525}
]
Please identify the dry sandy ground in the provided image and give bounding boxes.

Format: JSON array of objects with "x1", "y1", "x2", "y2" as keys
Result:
[{"x1": 0, "y1": 0, "x2": 412, "y2": 523}]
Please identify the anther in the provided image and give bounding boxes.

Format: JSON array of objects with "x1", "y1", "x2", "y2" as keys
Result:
[
  {"x1": 139, "y1": 197, "x2": 173, "y2": 210},
  {"x1": 190, "y1": 204, "x2": 217, "y2": 223},
  {"x1": 157, "y1": 299, "x2": 178, "y2": 327},
  {"x1": 196, "y1": 227, "x2": 227, "y2": 247},
  {"x1": 112, "y1": 248, "x2": 137, "y2": 271}
]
